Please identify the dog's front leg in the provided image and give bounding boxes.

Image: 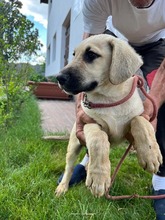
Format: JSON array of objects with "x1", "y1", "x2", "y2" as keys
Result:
[
  {"x1": 84, "y1": 123, "x2": 111, "y2": 197},
  {"x1": 131, "y1": 116, "x2": 162, "y2": 173},
  {"x1": 55, "y1": 123, "x2": 82, "y2": 196}
]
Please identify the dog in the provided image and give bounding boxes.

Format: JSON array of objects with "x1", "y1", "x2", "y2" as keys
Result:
[{"x1": 55, "y1": 34, "x2": 162, "y2": 197}]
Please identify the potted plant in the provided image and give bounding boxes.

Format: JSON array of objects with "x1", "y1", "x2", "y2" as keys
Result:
[{"x1": 28, "y1": 74, "x2": 72, "y2": 100}]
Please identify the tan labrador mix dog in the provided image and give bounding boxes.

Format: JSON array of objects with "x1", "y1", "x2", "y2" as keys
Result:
[{"x1": 55, "y1": 34, "x2": 162, "y2": 197}]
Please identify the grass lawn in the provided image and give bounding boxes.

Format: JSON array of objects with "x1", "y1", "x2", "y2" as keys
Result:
[{"x1": 0, "y1": 97, "x2": 156, "y2": 220}]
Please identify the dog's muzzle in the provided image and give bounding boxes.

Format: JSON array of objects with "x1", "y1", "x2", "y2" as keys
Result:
[
  {"x1": 56, "y1": 72, "x2": 82, "y2": 95},
  {"x1": 56, "y1": 74, "x2": 69, "y2": 87},
  {"x1": 56, "y1": 69, "x2": 98, "y2": 95}
]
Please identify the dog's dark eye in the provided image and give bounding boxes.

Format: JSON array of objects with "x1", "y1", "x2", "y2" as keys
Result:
[
  {"x1": 83, "y1": 49, "x2": 100, "y2": 63},
  {"x1": 73, "y1": 51, "x2": 75, "y2": 56}
]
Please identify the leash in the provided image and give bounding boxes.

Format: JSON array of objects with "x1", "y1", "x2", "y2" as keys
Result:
[
  {"x1": 83, "y1": 76, "x2": 138, "y2": 108},
  {"x1": 136, "y1": 75, "x2": 157, "y2": 122},
  {"x1": 105, "y1": 142, "x2": 165, "y2": 200},
  {"x1": 82, "y1": 75, "x2": 164, "y2": 200},
  {"x1": 83, "y1": 75, "x2": 157, "y2": 122},
  {"x1": 105, "y1": 78, "x2": 164, "y2": 200}
]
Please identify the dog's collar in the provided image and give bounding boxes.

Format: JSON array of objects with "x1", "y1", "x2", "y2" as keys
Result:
[
  {"x1": 82, "y1": 74, "x2": 157, "y2": 122},
  {"x1": 82, "y1": 75, "x2": 143, "y2": 109}
]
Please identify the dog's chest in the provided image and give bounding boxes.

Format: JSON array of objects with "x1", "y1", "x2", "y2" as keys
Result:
[
  {"x1": 82, "y1": 91, "x2": 144, "y2": 141},
  {"x1": 86, "y1": 107, "x2": 132, "y2": 140}
]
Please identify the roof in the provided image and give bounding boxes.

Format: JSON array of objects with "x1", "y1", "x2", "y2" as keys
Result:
[{"x1": 40, "y1": 0, "x2": 48, "y2": 4}]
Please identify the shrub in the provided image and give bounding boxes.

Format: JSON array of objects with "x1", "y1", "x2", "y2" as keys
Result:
[
  {"x1": 0, "y1": 58, "x2": 33, "y2": 129},
  {"x1": 29, "y1": 73, "x2": 48, "y2": 82},
  {"x1": 47, "y1": 75, "x2": 58, "y2": 83},
  {"x1": 29, "y1": 73, "x2": 58, "y2": 83}
]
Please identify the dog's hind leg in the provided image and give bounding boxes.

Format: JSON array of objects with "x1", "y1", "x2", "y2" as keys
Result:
[
  {"x1": 131, "y1": 116, "x2": 162, "y2": 173},
  {"x1": 55, "y1": 122, "x2": 83, "y2": 196}
]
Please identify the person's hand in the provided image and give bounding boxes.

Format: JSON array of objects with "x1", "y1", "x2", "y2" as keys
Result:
[
  {"x1": 150, "y1": 58, "x2": 165, "y2": 109},
  {"x1": 76, "y1": 93, "x2": 95, "y2": 145},
  {"x1": 141, "y1": 97, "x2": 157, "y2": 131}
]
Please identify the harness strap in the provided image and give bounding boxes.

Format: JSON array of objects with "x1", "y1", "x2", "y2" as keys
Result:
[{"x1": 105, "y1": 143, "x2": 165, "y2": 200}]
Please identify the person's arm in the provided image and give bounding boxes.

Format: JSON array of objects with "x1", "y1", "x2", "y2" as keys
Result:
[
  {"x1": 76, "y1": 0, "x2": 111, "y2": 144},
  {"x1": 142, "y1": 58, "x2": 165, "y2": 129},
  {"x1": 75, "y1": 92, "x2": 95, "y2": 145},
  {"x1": 76, "y1": 32, "x2": 96, "y2": 145},
  {"x1": 82, "y1": 0, "x2": 110, "y2": 36},
  {"x1": 82, "y1": 32, "x2": 93, "y2": 39},
  {"x1": 149, "y1": 58, "x2": 165, "y2": 108}
]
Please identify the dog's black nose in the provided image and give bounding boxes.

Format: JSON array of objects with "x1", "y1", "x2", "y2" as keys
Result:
[{"x1": 56, "y1": 74, "x2": 68, "y2": 86}]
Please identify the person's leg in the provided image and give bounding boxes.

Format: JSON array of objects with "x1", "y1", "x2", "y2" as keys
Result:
[
  {"x1": 132, "y1": 39, "x2": 165, "y2": 220},
  {"x1": 79, "y1": 153, "x2": 89, "y2": 166},
  {"x1": 57, "y1": 153, "x2": 88, "y2": 186},
  {"x1": 155, "y1": 104, "x2": 165, "y2": 177},
  {"x1": 152, "y1": 103, "x2": 165, "y2": 220},
  {"x1": 132, "y1": 38, "x2": 165, "y2": 79}
]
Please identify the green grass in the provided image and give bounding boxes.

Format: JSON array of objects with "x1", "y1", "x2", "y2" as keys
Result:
[{"x1": 0, "y1": 97, "x2": 156, "y2": 220}]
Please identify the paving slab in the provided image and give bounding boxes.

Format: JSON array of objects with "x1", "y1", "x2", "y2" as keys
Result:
[{"x1": 38, "y1": 100, "x2": 76, "y2": 134}]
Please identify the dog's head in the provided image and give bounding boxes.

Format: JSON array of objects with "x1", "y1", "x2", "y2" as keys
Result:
[{"x1": 56, "y1": 34, "x2": 143, "y2": 95}]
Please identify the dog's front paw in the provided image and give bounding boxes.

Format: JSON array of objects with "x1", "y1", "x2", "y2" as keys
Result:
[
  {"x1": 55, "y1": 183, "x2": 69, "y2": 197},
  {"x1": 131, "y1": 116, "x2": 163, "y2": 173},
  {"x1": 136, "y1": 141, "x2": 162, "y2": 173},
  {"x1": 86, "y1": 170, "x2": 111, "y2": 197}
]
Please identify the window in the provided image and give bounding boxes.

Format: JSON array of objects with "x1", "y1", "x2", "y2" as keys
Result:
[
  {"x1": 64, "y1": 24, "x2": 70, "y2": 66},
  {"x1": 47, "y1": 45, "x2": 51, "y2": 65},
  {"x1": 61, "y1": 11, "x2": 71, "y2": 67},
  {"x1": 48, "y1": 0, "x2": 52, "y2": 13},
  {"x1": 53, "y1": 33, "x2": 56, "y2": 61}
]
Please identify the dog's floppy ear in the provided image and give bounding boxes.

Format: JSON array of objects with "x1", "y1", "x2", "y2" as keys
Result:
[{"x1": 109, "y1": 38, "x2": 143, "y2": 85}]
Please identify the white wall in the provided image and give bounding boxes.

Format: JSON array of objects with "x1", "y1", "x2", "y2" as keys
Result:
[{"x1": 45, "y1": 0, "x2": 84, "y2": 77}]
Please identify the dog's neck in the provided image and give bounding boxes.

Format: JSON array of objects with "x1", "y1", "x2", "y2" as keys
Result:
[{"x1": 82, "y1": 76, "x2": 142, "y2": 109}]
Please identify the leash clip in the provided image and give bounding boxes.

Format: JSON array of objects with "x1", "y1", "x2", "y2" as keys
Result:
[{"x1": 83, "y1": 94, "x2": 91, "y2": 109}]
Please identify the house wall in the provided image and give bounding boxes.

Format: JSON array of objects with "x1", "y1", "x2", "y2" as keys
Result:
[{"x1": 45, "y1": 0, "x2": 84, "y2": 76}]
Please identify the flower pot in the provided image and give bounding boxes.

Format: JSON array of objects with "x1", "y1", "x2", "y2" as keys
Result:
[{"x1": 28, "y1": 81, "x2": 72, "y2": 100}]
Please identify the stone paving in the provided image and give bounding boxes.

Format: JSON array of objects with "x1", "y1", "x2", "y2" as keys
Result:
[{"x1": 38, "y1": 99, "x2": 76, "y2": 134}]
